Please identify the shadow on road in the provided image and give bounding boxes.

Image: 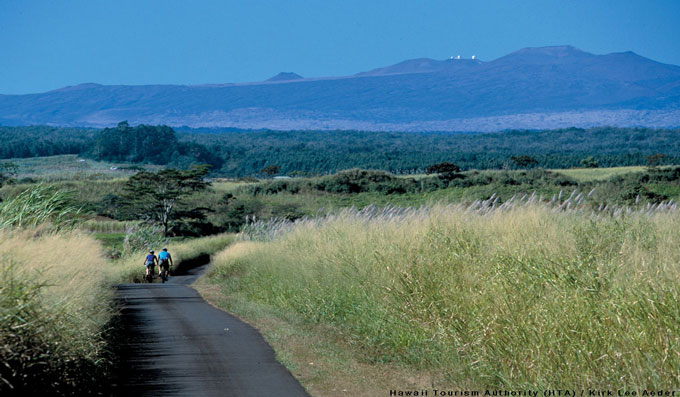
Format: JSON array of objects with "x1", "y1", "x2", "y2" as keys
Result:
[
  {"x1": 110, "y1": 257, "x2": 309, "y2": 397},
  {"x1": 171, "y1": 253, "x2": 210, "y2": 276}
]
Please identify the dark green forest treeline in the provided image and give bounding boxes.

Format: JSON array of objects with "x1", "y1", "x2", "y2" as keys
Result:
[
  {"x1": 1, "y1": 124, "x2": 679, "y2": 175},
  {"x1": 0, "y1": 126, "x2": 95, "y2": 158},
  {"x1": 90, "y1": 121, "x2": 223, "y2": 168}
]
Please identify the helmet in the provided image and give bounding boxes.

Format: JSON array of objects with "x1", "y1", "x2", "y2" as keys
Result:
[
  {"x1": 149, "y1": 250, "x2": 154, "y2": 254},
  {"x1": 162, "y1": 247, "x2": 168, "y2": 251}
]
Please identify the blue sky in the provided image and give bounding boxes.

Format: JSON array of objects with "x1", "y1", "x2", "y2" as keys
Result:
[{"x1": 1, "y1": 0, "x2": 679, "y2": 94}]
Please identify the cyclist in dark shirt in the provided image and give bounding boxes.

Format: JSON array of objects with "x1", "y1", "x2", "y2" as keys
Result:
[{"x1": 144, "y1": 250, "x2": 158, "y2": 278}]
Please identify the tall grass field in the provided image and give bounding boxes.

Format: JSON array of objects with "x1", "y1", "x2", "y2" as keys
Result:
[
  {"x1": 115, "y1": 232, "x2": 235, "y2": 283},
  {"x1": 0, "y1": 183, "x2": 235, "y2": 393},
  {"x1": 206, "y1": 202, "x2": 680, "y2": 388},
  {"x1": 0, "y1": 230, "x2": 113, "y2": 393}
]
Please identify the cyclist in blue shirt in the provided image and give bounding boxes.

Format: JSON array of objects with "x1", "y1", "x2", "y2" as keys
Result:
[
  {"x1": 144, "y1": 250, "x2": 158, "y2": 278},
  {"x1": 158, "y1": 247, "x2": 173, "y2": 277}
]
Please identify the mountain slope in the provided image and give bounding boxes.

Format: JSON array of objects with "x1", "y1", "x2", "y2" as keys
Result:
[
  {"x1": 1, "y1": 46, "x2": 679, "y2": 131},
  {"x1": 266, "y1": 72, "x2": 304, "y2": 82}
]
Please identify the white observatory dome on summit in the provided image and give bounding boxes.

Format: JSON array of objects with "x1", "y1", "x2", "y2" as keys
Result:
[{"x1": 449, "y1": 55, "x2": 476, "y2": 60}]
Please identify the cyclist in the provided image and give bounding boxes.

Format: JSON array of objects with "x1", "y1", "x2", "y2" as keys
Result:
[
  {"x1": 144, "y1": 250, "x2": 158, "y2": 279},
  {"x1": 158, "y1": 247, "x2": 173, "y2": 278}
]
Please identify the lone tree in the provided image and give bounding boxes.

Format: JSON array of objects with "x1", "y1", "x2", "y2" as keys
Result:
[
  {"x1": 580, "y1": 156, "x2": 599, "y2": 168},
  {"x1": 425, "y1": 162, "x2": 461, "y2": 174},
  {"x1": 647, "y1": 153, "x2": 666, "y2": 170},
  {"x1": 510, "y1": 155, "x2": 539, "y2": 169},
  {"x1": 425, "y1": 161, "x2": 463, "y2": 181},
  {"x1": 261, "y1": 165, "x2": 281, "y2": 176},
  {"x1": 123, "y1": 165, "x2": 211, "y2": 236}
]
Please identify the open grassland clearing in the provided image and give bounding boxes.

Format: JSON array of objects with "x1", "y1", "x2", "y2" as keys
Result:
[
  {"x1": 552, "y1": 166, "x2": 648, "y2": 182},
  {"x1": 201, "y1": 202, "x2": 680, "y2": 391},
  {"x1": 5, "y1": 154, "x2": 163, "y2": 181},
  {"x1": 0, "y1": 178, "x2": 128, "y2": 208},
  {"x1": 210, "y1": 178, "x2": 256, "y2": 193}
]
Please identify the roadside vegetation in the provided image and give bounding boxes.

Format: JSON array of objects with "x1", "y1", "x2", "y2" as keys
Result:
[
  {"x1": 202, "y1": 200, "x2": 680, "y2": 390},
  {"x1": 0, "y1": 181, "x2": 234, "y2": 394},
  {"x1": 6, "y1": 157, "x2": 680, "y2": 242},
  {"x1": 115, "y1": 232, "x2": 234, "y2": 283},
  {"x1": 0, "y1": 221, "x2": 113, "y2": 393},
  {"x1": 2, "y1": 124, "x2": 680, "y2": 393}
]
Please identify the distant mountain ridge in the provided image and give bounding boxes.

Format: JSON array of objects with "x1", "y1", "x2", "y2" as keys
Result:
[
  {"x1": 266, "y1": 72, "x2": 304, "y2": 82},
  {"x1": 1, "y1": 45, "x2": 679, "y2": 132}
]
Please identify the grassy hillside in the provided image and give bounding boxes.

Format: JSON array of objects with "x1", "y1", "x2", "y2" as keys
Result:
[
  {"x1": 201, "y1": 203, "x2": 680, "y2": 391},
  {"x1": 7, "y1": 154, "x2": 162, "y2": 181},
  {"x1": 552, "y1": 165, "x2": 647, "y2": 182}
]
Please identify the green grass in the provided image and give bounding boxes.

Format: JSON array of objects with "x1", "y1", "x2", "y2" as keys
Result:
[
  {"x1": 205, "y1": 204, "x2": 680, "y2": 389},
  {"x1": 0, "y1": 183, "x2": 234, "y2": 393},
  {"x1": 227, "y1": 182, "x2": 572, "y2": 220},
  {"x1": 0, "y1": 231, "x2": 114, "y2": 394},
  {"x1": 211, "y1": 179, "x2": 256, "y2": 193},
  {"x1": 0, "y1": 184, "x2": 83, "y2": 230},
  {"x1": 551, "y1": 166, "x2": 647, "y2": 182},
  {"x1": 114, "y1": 232, "x2": 236, "y2": 283},
  {"x1": 81, "y1": 219, "x2": 140, "y2": 233},
  {"x1": 1, "y1": 179, "x2": 128, "y2": 206},
  {"x1": 2, "y1": 155, "x2": 680, "y2": 393},
  {"x1": 317, "y1": 184, "x2": 568, "y2": 209},
  {"x1": 94, "y1": 232, "x2": 127, "y2": 255},
  {"x1": 646, "y1": 183, "x2": 680, "y2": 199},
  {"x1": 5, "y1": 154, "x2": 163, "y2": 181}
]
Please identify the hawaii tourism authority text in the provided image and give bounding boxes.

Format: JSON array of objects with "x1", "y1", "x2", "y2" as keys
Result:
[{"x1": 388, "y1": 390, "x2": 678, "y2": 397}]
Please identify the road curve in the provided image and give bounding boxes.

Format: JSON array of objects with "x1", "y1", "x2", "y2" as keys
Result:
[{"x1": 113, "y1": 262, "x2": 309, "y2": 397}]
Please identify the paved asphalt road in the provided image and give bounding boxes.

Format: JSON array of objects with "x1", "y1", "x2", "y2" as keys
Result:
[{"x1": 113, "y1": 262, "x2": 309, "y2": 397}]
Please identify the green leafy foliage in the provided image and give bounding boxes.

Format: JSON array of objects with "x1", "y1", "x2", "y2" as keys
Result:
[
  {"x1": 260, "y1": 165, "x2": 281, "y2": 176},
  {"x1": 122, "y1": 224, "x2": 169, "y2": 257},
  {"x1": 587, "y1": 166, "x2": 680, "y2": 204},
  {"x1": 425, "y1": 161, "x2": 461, "y2": 174},
  {"x1": 0, "y1": 126, "x2": 94, "y2": 159},
  {"x1": 0, "y1": 184, "x2": 82, "y2": 230},
  {"x1": 580, "y1": 156, "x2": 599, "y2": 168},
  {"x1": 511, "y1": 155, "x2": 539, "y2": 168},
  {"x1": 90, "y1": 121, "x2": 222, "y2": 168},
  {"x1": 181, "y1": 127, "x2": 680, "y2": 175},
  {"x1": 242, "y1": 168, "x2": 577, "y2": 198},
  {"x1": 122, "y1": 165, "x2": 211, "y2": 235},
  {"x1": 2, "y1": 125, "x2": 680, "y2": 176}
]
